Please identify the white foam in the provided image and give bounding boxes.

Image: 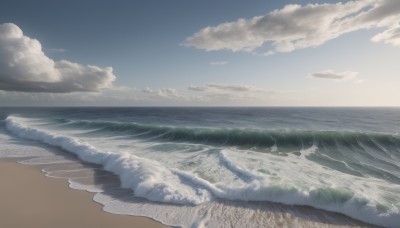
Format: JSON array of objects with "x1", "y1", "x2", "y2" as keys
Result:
[
  {"x1": 218, "y1": 149, "x2": 264, "y2": 181},
  {"x1": 0, "y1": 131, "x2": 55, "y2": 158},
  {"x1": 19, "y1": 155, "x2": 77, "y2": 164},
  {"x1": 68, "y1": 180, "x2": 107, "y2": 193},
  {"x1": 6, "y1": 116, "x2": 211, "y2": 205},
  {"x1": 299, "y1": 144, "x2": 318, "y2": 158}
]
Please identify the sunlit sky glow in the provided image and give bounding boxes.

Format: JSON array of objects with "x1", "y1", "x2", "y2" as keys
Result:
[{"x1": 0, "y1": 0, "x2": 399, "y2": 106}]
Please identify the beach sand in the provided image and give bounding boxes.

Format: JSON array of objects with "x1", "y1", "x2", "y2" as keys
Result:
[{"x1": 0, "y1": 158, "x2": 169, "y2": 228}]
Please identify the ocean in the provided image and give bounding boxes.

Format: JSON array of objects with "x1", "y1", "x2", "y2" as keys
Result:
[{"x1": 0, "y1": 107, "x2": 399, "y2": 227}]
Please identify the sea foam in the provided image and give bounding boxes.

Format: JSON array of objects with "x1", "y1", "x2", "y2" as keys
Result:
[{"x1": 5, "y1": 115, "x2": 211, "y2": 205}]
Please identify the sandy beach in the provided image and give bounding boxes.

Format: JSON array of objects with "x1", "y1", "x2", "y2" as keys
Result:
[{"x1": 0, "y1": 158, "x2": 168, "y2": 228}]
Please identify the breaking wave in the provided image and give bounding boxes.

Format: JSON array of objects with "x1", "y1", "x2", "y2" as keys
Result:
[{"x1": 5, "y1": 115, "x2": 400, "y2": 227}]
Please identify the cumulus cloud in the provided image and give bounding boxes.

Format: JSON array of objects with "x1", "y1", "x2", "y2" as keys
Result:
[
  {"x1": 0, "y1": 23, "x2": 116, "y2": 93},
  {"x1": 184, "y1": 0, "x2": 400, "y2": 54},
  {"x1": 310, "y1": 70, "x2": 359, "y2": 80}
]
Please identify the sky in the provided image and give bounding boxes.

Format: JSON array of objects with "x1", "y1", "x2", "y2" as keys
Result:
[{"x1": 0, "y1": 0, "x2": 399, "y2": 106}]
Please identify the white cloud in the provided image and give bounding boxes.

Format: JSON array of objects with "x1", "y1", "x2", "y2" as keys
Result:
[
  {"x1": 0, "y1": 23, "x2": 116, "y2": 93},
  {"x1": 371, "y1": 24, "x2": 400, "y2": 46},
  {"x1": 142, "y1": 87, "x2": 185, "y2": 100},
  {"x1": 310, "y1": 70, "x2": 359, "y2": 80},
  {"x1": 184, "y1": 0, "x2": 400, "y2": 54},
  {"x1": 209, "y1": 61, "x2": 228, "y2": 65}
]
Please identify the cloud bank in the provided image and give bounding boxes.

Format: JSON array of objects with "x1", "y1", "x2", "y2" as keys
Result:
[
  {"x1": 0, "y1": 23, "x2": 116, "y2": 93},
  {"x1": 0, "y1": 83, "x2": 277, "y2": 106},
  {"x1": 185, "y1": 0, "x2": 400, "y2": 53},
  {"x1": 142, "y1": 87, "x2": 184, "y2": 100},
  {"x1": 310, "y1": 70, "x2": 359, "y2": 80},
  {"x1": 186, "y1": 83, "x2": 275, "y2": 104},
  {"x1": 188, "y1": 83, "x2": 270, "y2": 92}
]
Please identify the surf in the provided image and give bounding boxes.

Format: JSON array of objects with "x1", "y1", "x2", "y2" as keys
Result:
[{"x1": 4, "y1": 115, "x2": 400, "y2": 227}]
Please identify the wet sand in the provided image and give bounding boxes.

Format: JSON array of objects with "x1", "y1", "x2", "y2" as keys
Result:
[
  {"x1": 0, "y1": 157, "x2": 376, "y2": 228},
  {"x1": 0, "y1": 158, "x2": 169, "y2": 228}
]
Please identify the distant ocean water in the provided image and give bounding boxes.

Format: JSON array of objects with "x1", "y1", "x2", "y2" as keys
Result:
[{"x1": 0, "y1": 107, "x2": 399, "y2": 227}]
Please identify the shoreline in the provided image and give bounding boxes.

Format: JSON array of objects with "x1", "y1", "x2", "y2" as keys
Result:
[
  {"x1": 0, "y1": 156, "x2": 377, "y2": 228},
  {"x1": 0, "y1": 158, "x2": 169, "y2": 228}
]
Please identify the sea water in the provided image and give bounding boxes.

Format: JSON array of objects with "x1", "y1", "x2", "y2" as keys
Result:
[{"x1": 0, "y1": 107, "x2": 399, "y2": 227}]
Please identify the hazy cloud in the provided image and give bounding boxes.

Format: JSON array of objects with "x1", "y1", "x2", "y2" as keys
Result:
[
  {"x1": 190, "y1": 85, "x2": 276, "y2": 106},
  {"x1": 137, "y1": 84, "x2": 275, "y2": 105},
  {"x1": 188, "y1": 83, "x2": 270, "y2": 92},
  {"x1": 209, "y1": 61, "x2": 228, "y2": 65},
  {"x1": 310, "y1": 70, "x2": 359, "y2": 80},
  {"x1": 142, "y1": 87, "x2": 185, "y2": 100},
  {"x1": 0, "y1": 23, "x2": 116, "y2": 93},
  {"x1": 0, "y1": 84, "x2": 279, "y2": 106},
  {"x1": 187, "y1": 83, "x2": 275, "y2": 105},
  {"x1": 185, "y1": 0, "x2": 400, "y2": 54},
  {"x1": 47, "y1": 48, "x2": 67, "y2": 53},
  {"x1": 371, "y1": 24, "x2": 400, "y2": 46},
  {"x1": 0, "y1": 89, "x2": 137, "y2": 106}
]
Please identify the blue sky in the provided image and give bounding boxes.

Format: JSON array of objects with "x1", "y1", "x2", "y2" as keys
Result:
[{"x1": 0, "y1": 0, "x2": 399, "y2": 106}]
